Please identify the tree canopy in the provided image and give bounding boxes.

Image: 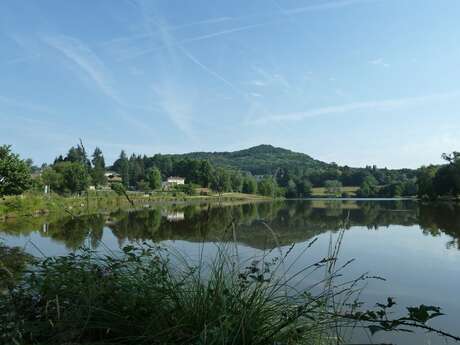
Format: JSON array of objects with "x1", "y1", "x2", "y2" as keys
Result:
[{"x1": 0, "y1": 145, "x2": 32, "y2": 196}]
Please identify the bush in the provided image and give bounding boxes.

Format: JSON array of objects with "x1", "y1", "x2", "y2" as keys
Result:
[{"x1": 0, "y1": 243, "x2": 354, "y2": 345}]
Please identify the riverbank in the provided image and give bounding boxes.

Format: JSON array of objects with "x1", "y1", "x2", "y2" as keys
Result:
[{"x1": 0, "y1": 191, "x2": 271, "y2": 220}]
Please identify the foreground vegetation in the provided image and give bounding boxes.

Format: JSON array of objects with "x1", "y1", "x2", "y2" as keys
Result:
[{"x1": 1, "y1": 239, "x2": 458, "y2": 345}]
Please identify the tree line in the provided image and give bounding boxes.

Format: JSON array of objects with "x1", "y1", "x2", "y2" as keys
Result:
[
  {"x1": 1, "y1": 143, "x2": 460, "y2": 200},
  {"x1": 0, "y1": 144, "x2": 277, "y2": 197},
  {"x1": 417, "y1": 152, "x2": 460, "y2": 200}
]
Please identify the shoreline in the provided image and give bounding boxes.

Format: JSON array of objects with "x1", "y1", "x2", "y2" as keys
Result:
[{"x1": 0, "y1": 192, "x2": 272, "y2": 221}]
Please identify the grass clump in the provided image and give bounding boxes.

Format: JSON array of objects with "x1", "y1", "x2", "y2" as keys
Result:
[{"x1": 1, "y1": 242, "x2": 354, "y2": 345}]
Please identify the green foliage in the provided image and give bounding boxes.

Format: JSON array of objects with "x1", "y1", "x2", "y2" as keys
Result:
[
  {"x1": 357, "y1": 175, "x2": 379, "y2": 197},
  {"x1": 230, "y1": 171, "x2": 243, "y2": 192},
  {"x1": 324, "y1": 180, "x2": 342, "y2": 196},
  {"x1": 295, "y1": 177, "x2": 313, "y2": 198},
  {"x1": 0, "y1": 244, "x2": 334, "y2": 344},
  {"x1": 52, "y1": 161, "x2": 90, "y2": 194},
  {"x1": 136, "y1": 179, "x2": 150, "y2": 192},
  {"x1": 148, "y1": 167, "x2": 162, "y2": 190},
  {"x1": 177, "y1": 183, "x2": 196, "y2": 196},
  {"x1": 416, "y1": 153, "x2": 460, "y2": 200},
  {"x1": 91, "y1": 147, "x2": 107, "y2": 186},
  {"x1": 110, "y1": 182, "x2": 126, "y2": 196},
  {"x1": 2, "y1": 240, "x2": 458, "y2": 344},
  {"x1": 168, "y1": 144, "x2": 328, "y2": 176},
  {"x1": 0, "y1": 145, "x2": 32, "y2": 196},
  {"x1": 0, "y1": 242, "x2": 31, "y2": 290},
  {"x1": 417, "y1": 166, "x2": 438, "y2": 200},
  {"x1": 257, "y1": 177, "x2": 276, "y2": 197},
  {"x1": 433, "y1": 153, "x2": 460, "y2": 196},
  {"x1": 242, "y1": 176, "x2": 257, "y2": 194},
  {"x1": 211, "y1": 168, "x2": 231, "y2": 195},
  {"x1": 346, "y1": 297, "x2": 458, "y2": 341},
  {"x1": 116, "y1": 150, "x2": 130, "y2": 187}
]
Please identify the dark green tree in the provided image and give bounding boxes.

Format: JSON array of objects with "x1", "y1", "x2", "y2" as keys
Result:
[
  {"x1": 91, "y1": 147, "x2": 106, "y2": 186},
  {"x1": 242, "y1": 176, "x2": 257, "y2": 194},
  {"x1": 296, "y1": 177, "x2": 312, "y2": 198},
  {"x1": 198, "y1": 160, "x2": 213, "y2": 187},
  {"x1": 41, "y1": 167, "x2": 63, "y2": 192},
  {"x1": 433, "y1": 152, "x2": 460, "y2": 197},
  {"x1": 357, "y1": 175, "x2": 379, "y2": 197},
  {"x1": 117, "y1": 151, "x2": 130, "y2": 188},
  {"x1": 230, "y1": 171, "x2": 243, "y2": 192},
  {"x1": 148, "y1": 168, "x2": 162, "y2": 190},
  {"x1": 0, "y1": 145, "x2": 32, "y2": 196},
  {"x1": 417, "y1": 166, "x2": 438, "y2": 199},
  {"x1": 257, "y1": 177, "x2": 276, "y2": 197},
  {"x1": 54, "y1": 161, "x2": 90, "y2": 194},
  {"x1": 211, "y1": 168, "x2": 231, "y2": 195}
]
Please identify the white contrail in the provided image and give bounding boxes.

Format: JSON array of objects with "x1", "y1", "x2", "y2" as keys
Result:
[{"x1": 249, "y1": 90, "x2": 460, "y2": 125}]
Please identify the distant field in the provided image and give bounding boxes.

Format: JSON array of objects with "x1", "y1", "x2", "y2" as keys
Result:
[{"x1": 311, "y1": 186, "x2": 359, "y2": 197}]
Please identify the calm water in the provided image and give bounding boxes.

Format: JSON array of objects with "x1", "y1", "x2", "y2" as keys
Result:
[{"x1": 2, "y1": 199, "x2": 460, "y2": 344}]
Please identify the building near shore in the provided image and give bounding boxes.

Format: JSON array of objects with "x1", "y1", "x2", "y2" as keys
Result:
[
  {"x1": 162, "y1": 176, "x2": 185, "y2": 189},
  {"x1": 104, "y1": 171, "x2": 122, "y2": 184}
]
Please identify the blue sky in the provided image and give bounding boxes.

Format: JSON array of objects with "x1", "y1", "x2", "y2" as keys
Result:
[{"x1": 2, "y1": 0, "x2": 460, "y2": 168}]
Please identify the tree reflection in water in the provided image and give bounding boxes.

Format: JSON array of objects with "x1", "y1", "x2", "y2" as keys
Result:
[{"x1": 1, "y1": 200, "x2": 460, "y2": 251}]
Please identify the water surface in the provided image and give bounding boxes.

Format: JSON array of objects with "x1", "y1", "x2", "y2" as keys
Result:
[{"x1": 1, "y1": 200, "x2": 460, "y2": 344}]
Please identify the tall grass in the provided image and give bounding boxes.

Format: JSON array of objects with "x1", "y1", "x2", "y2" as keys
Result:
[{"x1": 0, "y1": 232, "x2": 367, "y2": 345}]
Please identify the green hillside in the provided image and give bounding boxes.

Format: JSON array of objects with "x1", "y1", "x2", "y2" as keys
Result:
[{"x1": 166, "y1": 144, "x2": 329, "y2": 175}]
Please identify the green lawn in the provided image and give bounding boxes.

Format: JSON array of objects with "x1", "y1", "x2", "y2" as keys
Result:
[{"x1": 311, "y1": 186, "x2": 359, "y2": 197}]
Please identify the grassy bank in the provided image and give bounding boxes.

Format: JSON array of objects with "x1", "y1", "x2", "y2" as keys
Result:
[
  {"x1": 0, "y1": 192, "x2": 270, "y2": 220},
  {"x1": 311, "y1": 187, "x2": 359, "y2": 198}
]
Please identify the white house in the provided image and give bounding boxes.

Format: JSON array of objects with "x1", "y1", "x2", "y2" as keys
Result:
[
  {"x1": 166, "y1": 176, "x2": 185, "y2": 185},
  {"x1": 104, "y1": 171, "x2": 122, "y2": 184},
  {"x1": 162, "y1": 176, "x2": 185, "y2": 189}
]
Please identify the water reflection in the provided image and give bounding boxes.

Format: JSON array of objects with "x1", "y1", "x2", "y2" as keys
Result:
[{"x1": 1, "y1": 200, "x2": 460, "y2": 251}]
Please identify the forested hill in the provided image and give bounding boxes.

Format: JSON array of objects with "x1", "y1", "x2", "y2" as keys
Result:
[{"x1": 164, "y1": 144, "x2": 329, "y2": 175}]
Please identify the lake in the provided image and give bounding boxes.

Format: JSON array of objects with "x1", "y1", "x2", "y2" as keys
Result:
[{"x1": 1, "y1": 199, "x2": 460, "y2": 345}]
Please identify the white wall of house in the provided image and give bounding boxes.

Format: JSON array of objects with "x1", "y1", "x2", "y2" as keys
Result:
[{"x1": 166, "y1": 177, "x2": 185, "y2": 185}]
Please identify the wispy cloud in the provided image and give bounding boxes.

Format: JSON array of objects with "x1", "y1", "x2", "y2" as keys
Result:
[
  {"x1": 41, "y1": 34, "x2": 158, "y2": 113},
  {"x1": 152, "y1": 83, "x2": 198, "y2": 142},
  {"x1": 42, "y1": 34, "x2": 120, "y2": 102},
  {"x1": 253, "y1": 66, "x2": 291, "y2": 91},
  {"x1": 110, "y1": 0, "x2": 378, "y2": 61},
  {"x1": 369, "y1": 57, "x2": 390, "y2": 67},
  {"x1": 117, "y1": 22, "x2": 267, "y2": 61},
  {"x1": 282, "y1": 0, "x2": 379, "y2": 14},
  {"x1": 102, "y1": 16, "x2": 234, "y2": 47},
  {"x1": 249, "y1": 80, "x2": 267, "y2": 87},
  {"x1": 0, "y1": 95, "x2": 56, "y2": 116},
  {"x1": 2, "y1": 54, "x2": 41, "y2": 65},
  {"x1": 249, "y1": 90, "x2": 460, "y2": 125},
  {"x1": 179, "y1": 46, "x2": 245, "y2": 96}
]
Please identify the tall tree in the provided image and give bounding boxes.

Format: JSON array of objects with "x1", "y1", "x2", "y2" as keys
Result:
[
  {"x1": 230, "y1": 171, "x2": 243, "y2": 192},
  {"x1": 198, "y1": 160, "x2": 213, "y2": 187},
  {"x1": 0, "y1": 145, "x2": 32, "y2": 196},
  {"x1": 148, "y1": 168, "x2": 162, "y2": 190},
  {"x1": 433, "y1": 152, "x2": 460, "y2": 197},
  {"x1": 242, "y1": 176, "x2": 257, "y2": 194},
  {"x1": 117, "y1": 150, "x2": 130, "y2": 187},
  {"x1": 91, "y1": 147, "x2": 106, "y2": 186},
  {"x1": 211, "y1": 168, "x2": 231, "y2": 195},
  {"x1": 54, "y1": 161, "x2": 90, "y2": 194},
  {"x1": 257, "y1": 177, "x2": 276, "y2": 197}
]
